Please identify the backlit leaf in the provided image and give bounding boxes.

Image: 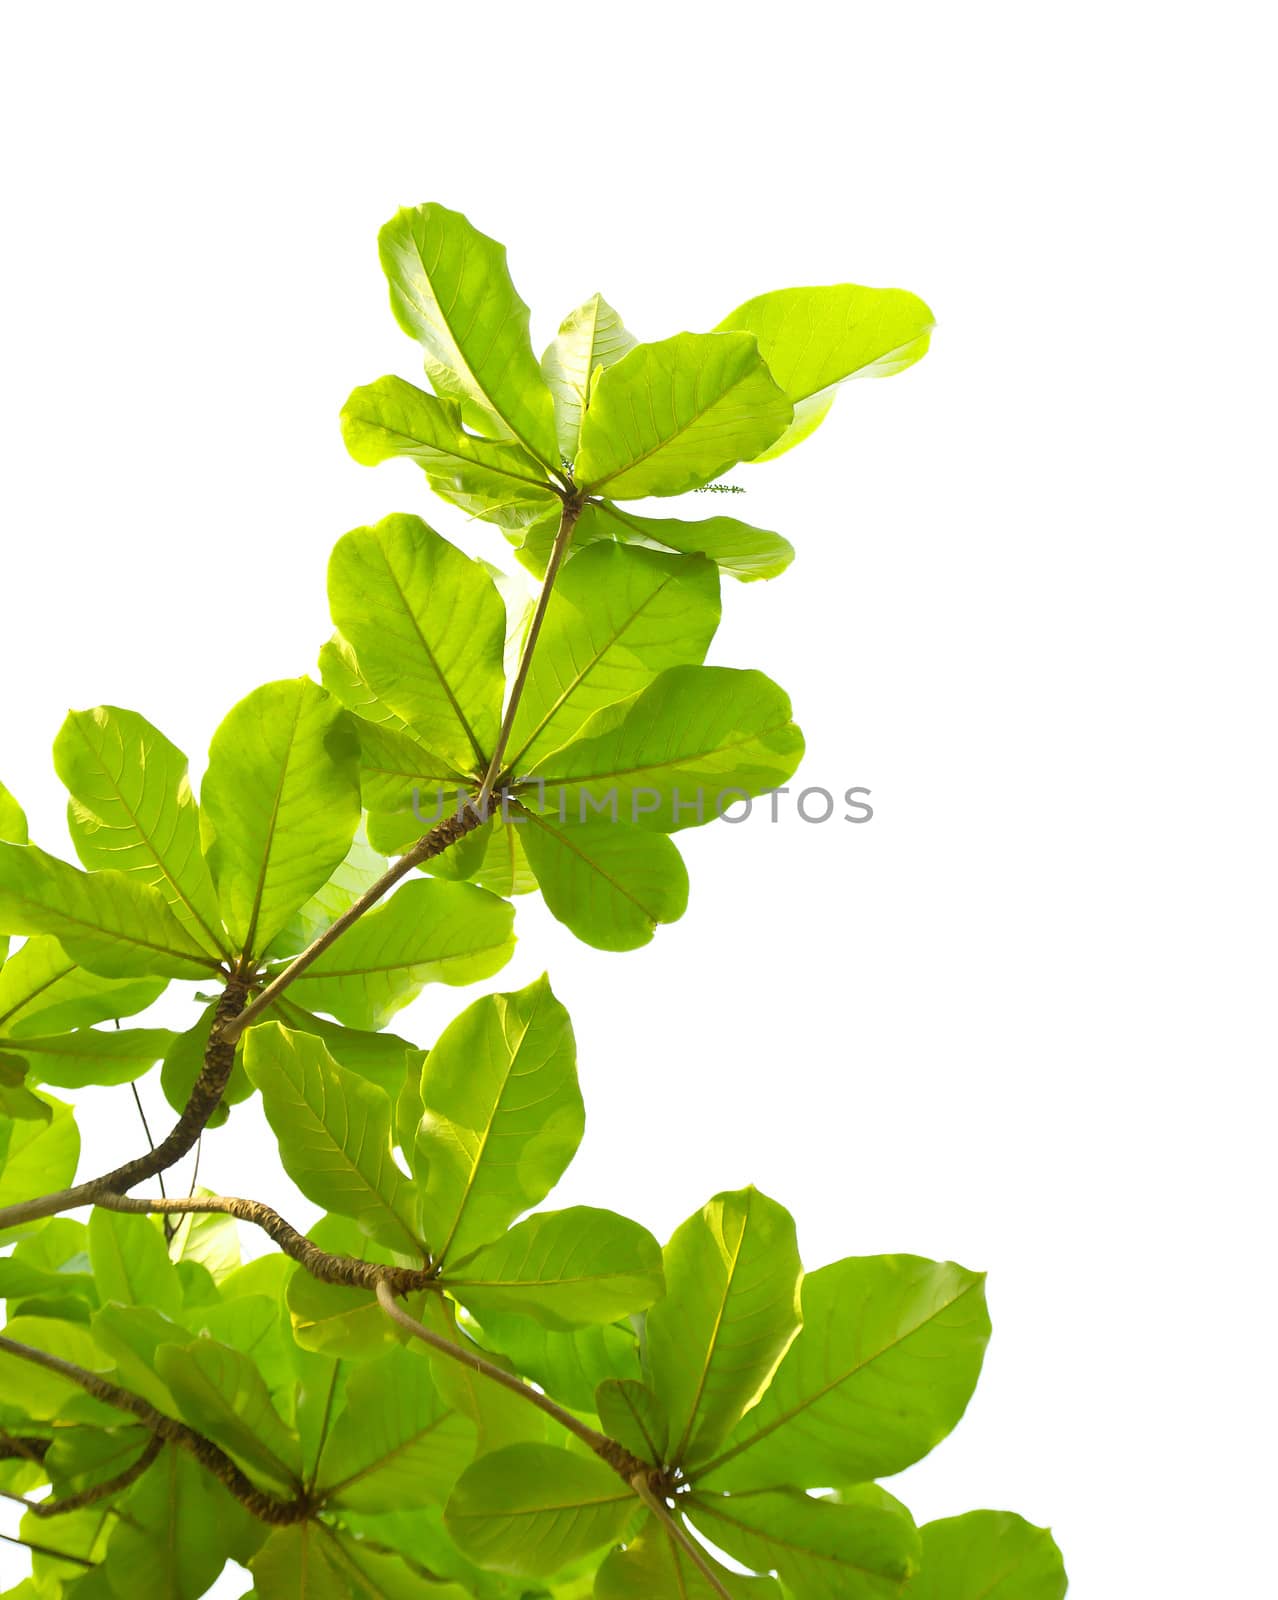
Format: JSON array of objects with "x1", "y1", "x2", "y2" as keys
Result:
[
  {"x1": 541, "y1": 293, "x2": 637, "y2": 459},
  {"x1": 904, "y1": 1511, "x2": 1068, "y2": 1599}
]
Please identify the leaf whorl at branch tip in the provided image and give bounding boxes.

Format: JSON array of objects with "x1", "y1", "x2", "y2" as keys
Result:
[{"x1": 0, "y1": 1335, "x2": 311, "y2": 1524}]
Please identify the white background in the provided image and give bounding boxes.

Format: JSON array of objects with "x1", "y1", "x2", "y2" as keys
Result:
[{"x1": 1, "y1": 3, "x2": 1273, "y2": 1593}]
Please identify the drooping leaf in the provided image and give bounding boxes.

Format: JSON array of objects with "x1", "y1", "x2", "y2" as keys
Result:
[
  {"x1": 414, "y1": 975, "x2": 583, "y2": 1264},
  {"x1": 200, "y1": 678, "x2": 361, "y2": 959},
  {"x1": 244, "y1": 1023, "x2": 424, "y2": 1257},
  {"x1": 0, "y1": 841, "x2": 217, "y2": 979},
  {"x1": 689, "y1": 1484, "x2": 922, "y2": 1599},
  {"x1": 327, "y1": 514, "x2": 505, "y2": 775},
  {"x1": 541, "y1": 293, "x2": 638, "y2": 460},
  {"x1": 697, "y1": 1256, "x2": 991, "y2": 1489},
  {"x1": 316, "y1": 1345, "x2": 474, "y2": 1510},
  {"x1": 250, "y1": 1523, "x2": 351, "y2": 1600},
  {"x1": 88, "y1": 1207, "x2": 182, "y2": 1318},
  {"x1": 581, "y1": 501, "x2": 795, "y2": 583},
  {"x1": 0, "y1": 1095, "x2": 79, "y2": 1219},
  {"x1": 647, "y1": 1187, "x2": 802, "y2": 1467},
  {"x1": 505, "y1": 543, "x2": 721, "y2": 771},
  {"x1": 342, "y1": 375, "x2": 556, "y2": 495},
  {"x1": 10, "y1": 1027, "x2": 177, "y2": 1089},
  {"x1": 53, "y1": 706, "x2": 227, "y2": 959},
  {"x1": 526, "y1": 666, "x2": 805, "y2": 832},
  {"x1": 594, "y1": 1379, "x2": 669, "y2": 1468},
  {"x1": 595, "y1": 1514, "x2": 781, "y2": 1599},
  {"x1": 904, "y1": 1511, "x2": 1068, "y2": 1599},
  {"x1": 318, "y1": 631, "x2": 411, "y2": 734},
  {"x1": 378, "y1": 202, "x2": 560, "y2": 466},
  {"x1": 716, "y1": 283, "x2": 935, "y2": 460},
  {"x1": 154, "y1": 1339, "x2": 301, "y2": 1490},
  {"x1": 576, "y1": 332, "x2": 793, "y2": 498},
  {"x1": 444, "y1": 1442, "x2": 634, "y2": 1577},
  {"x1": 266, "y1": 879, "x2": 515, "y2": 1031},
  {"x1": 518, "y1": 810, "x2": 688, "y2": 951},
  {"x1": 0, "y1": 935, "x2": 165, "y2": 1039},
  {"x1": 444, "y1": 1205, "x2": 663, "y2": 1329}
]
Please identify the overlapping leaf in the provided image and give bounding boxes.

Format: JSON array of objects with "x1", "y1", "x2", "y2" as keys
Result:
[
  {"x1": 904, "y1": 1511, "x2": 1068, "y2": 1599},
  {"x1": 541, "y1": 293, "x2": 637, "y2": 459}
]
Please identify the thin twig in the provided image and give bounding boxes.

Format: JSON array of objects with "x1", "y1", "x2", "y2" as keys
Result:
[
  {"x1": 630, "y1": 1478, "x2": 735, "y2": 1600},
  {"x1": 476, "y1": 497, "x2": 581, "y2": 813},
  {"x1": 220, "y1": 808, "x2": 487, "y2": 1045},
  {"x1": 25, "y1": 1435, "x2": 162, "y2": 1519},
  {"x1": 128, "y1": 1076, "x2": 172, "y2": 1241},
  {"x1": 374, "y1": 1281, "x2": 644, "y2": 1476},
  {"x1": 0, "y1": 1529, "x2": 96, "y2": 1569}
]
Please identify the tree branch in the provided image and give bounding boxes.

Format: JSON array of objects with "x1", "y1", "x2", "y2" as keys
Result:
[
  {"x1": 23, "y1": 1435, "x2": 162, "y2": 1519},
  {"x1": 98, "y1": 1192, "x2": 436, "y2": 1294},
  {"x1": 0, "y1": 1528, "x2": 95, "y2": 1570},
  {"x1": 0, "y1": 1335, "x2": 309, "y2": 1525},
  {"x1": 0, "y1": 976, "x2": 251, "y2": 1232},
  {"x1": 630, "y1": 1480, "x2": 735, "y2": 1600}
]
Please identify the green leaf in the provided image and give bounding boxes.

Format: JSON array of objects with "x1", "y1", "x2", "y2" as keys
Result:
[
  {"x1": 595, "y1": 1514, "x2": 780, "y2": 1599},
  {"x1": 0, "y1": 779, "x2": 27, "y2": 844},
  {"x1": 167, "y1": 1195, "x2": 241, "y2": 1282},
  {"x1": 267, "y1": 879, "x2": 515, "y2": 1031},
  {"x1": 716, "y1": 284, "x2": 934, "y2": 461},
  {"x1": 647, "y1": 1187, "x2": 802, "y2": 1467},
  {"x1": 0, "y1": 841, "x2": 217, "y2": 979},
  {"x1": 272, "y1": 1003, "x2": 421, "y2": 1102},
  {"x1": 0, "y1": 1317, "x2": 107, "y2": 1418},
  {"x1": 689, "y1": 1485, "x2": 922, "y2": 1599},
  {"x1": 414, "y1": 975, "x2": 583, "y2": 1264},
  {"x1": 200, "y1": 678, "x2": 361, "y2": 958},
  {"x1": 88, "y1": 1208, "x2": 182, "y2": 1318},
  {"x1": 518, "y1": 811, "x2": 688, "y2": 951},
  {"x1": 155, "y1": 1339, "x2": 302, "y2": 1490},
  {"x1": 594, "y1": 1379, "x2": 669, "y2": 1468},
  {"x1": 583, "y1": 501, "x2": 795, "y2": 583},
  {"x1": 90, "y1": 1303, "x2": 192, "y2": 1411},
  {"x1": 506, "y1": 543, "x2": 721, "y2": 771},
  {"x1": 342, "y1": 375, "x2": 555, "y2": 494},
  {"x1": 250, "y1": 1524, "x2": 351, "y2": 1600},
  {"x1": 0, "y1": 1096, "x2": 78, "y2": 1219},
  {"x1": 379, "y1": 202, "x2": 559, "y2": 466},
  {"x1": 541, "y1": 293, "x2": 637, "y2": 460},
  {"x1": 904, "y1": 1511, "x2": 1068, "y2": 1599},
  {"x1": 526, "y1": 666, "x2": 805, "y2": 832},
  {"x1": 316, "y1": 1346, "x2": 474, "y2": 1509},
  {"x1": 0, "y1": 935, "x2": 165, "y2": 1039},
  {"x1": 697, "y1": 1256, "x2": 991, "y2": 1490},
  {"x1": 471, "y1": 1311, "x2": 641, "y2": 1414},
  {"x1": 244, "y1": 1023, "x2": 424, "y2": 1256},
  {"x1": 0, "y1": 1054, "x2": 51, "y2": 1122},
  {"x1": 9, "y1": 1027, "x2": 177, "y2": 1089},
  {"x1": 327, "y1": 514, "x2": 505, "y2": 775},
  {"x1": 351, "y1": 719, "x2": 466, "y2": 816},
  {"x1": 53, "y1": 706, "x2": 227, "y2": 959},
  {"x1": 104, "y1": 1441, "x2": 256, "y2": 1597},
  {"x1": 318, "y1": 631, "x2": 410, "y2": 734},
  {"x1": 444, "y1": 1442, "x2": 634, "y2": 1577},
  {"x1": 445, "y1": 1205, "x2": 663, "y2": 1329},
  {"x1": 329, "y1": 1533, "x2": 472, "y2": 1600},
  {"x1": 266, "y1": 824, "x2": 388, "y2": 961},
  {"x1": 576, "y1": 332, "x2": 793, "y2": 498}
]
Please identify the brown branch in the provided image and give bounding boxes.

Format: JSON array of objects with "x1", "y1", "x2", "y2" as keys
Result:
[
  {"x1": 0, "y1": 1528, "x2": 96, "y2": 1569},
  {"x1": 374, "y1": 1281, "x2": 647, "y2": 1480},
  {"x1": 98, "y1": 1192, "x2": 436, "y2": 1295},
  {"x1": 0, "y1": 1432, "x2": 50, "y2": 1465},
  {"x1": 0, "y1": 1335, "x2": 309, "y2": 1525},
  {"x1": 24, "y1": 1435, "x2": 162, "y2": 1519},
  {"x1": 220, "y1": 807, "x2": 488, "y2": 1045},
  {"x1": 0, "y1": 976, "x2": 251, "y2": 1232}
]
